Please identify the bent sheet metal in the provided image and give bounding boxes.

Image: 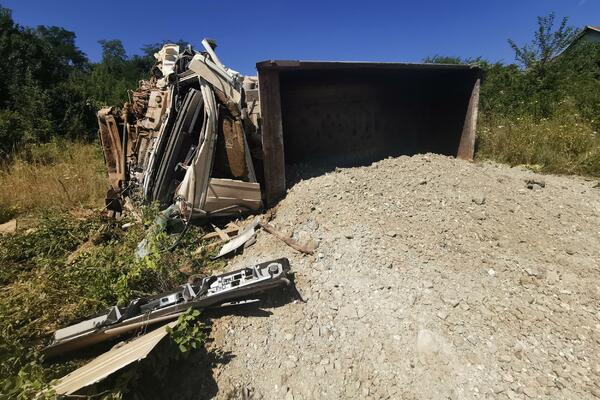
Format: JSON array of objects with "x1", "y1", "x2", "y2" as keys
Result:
[
  {"x1": 46, "y1": 258, "x2": 291, "y2": 357},
  {"x1": 98, "y1": 40, "x2": 262, "y2": 220},
  {"x1": 52, "y1": 321, "x2": 178, "y2": 396}
]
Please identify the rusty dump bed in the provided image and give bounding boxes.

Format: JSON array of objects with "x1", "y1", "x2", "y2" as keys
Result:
[{"x1": 257, "y1": 61, "x2": 481, "y2": 204}]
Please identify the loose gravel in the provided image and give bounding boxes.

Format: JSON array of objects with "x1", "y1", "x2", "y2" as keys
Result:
[{"x1": 207, "y1": 154, "x2": 600, "y2": 400}]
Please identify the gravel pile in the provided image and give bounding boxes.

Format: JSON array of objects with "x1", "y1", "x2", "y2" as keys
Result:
[{"x1": 207, "y1": 154, "x2": 600, "y2": 400}]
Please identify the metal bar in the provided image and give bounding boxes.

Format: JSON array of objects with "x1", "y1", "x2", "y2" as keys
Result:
[
  {"x1": 46, "y1": 258, "x2": 291, "y2": 356},
  {"x1": 257, "y1": 67, "x2": 286, "y2": 205},
  {"x1": 256, "y1": 60, "x2": 480, "y2": 71},
  {"x1": 457, "y1": 77, "x2": 481, "y2": 160}
]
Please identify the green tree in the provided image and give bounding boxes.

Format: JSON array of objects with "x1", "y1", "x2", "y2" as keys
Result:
[
  {"x1": 35, "y1": 26, "x2": 88, "y2": 69},
  {"x1": 508, "y1": 13, "x2": 579, "y2": 69},
  {"x1": 422, "y1": 55, "x2": 483, "y2": 65},
  {"x1": 86, "y1": 39, "x2": 148, "y2": 107},
  {"x1": 0, "y1": 5, "x2": 98, "y2": 154}
]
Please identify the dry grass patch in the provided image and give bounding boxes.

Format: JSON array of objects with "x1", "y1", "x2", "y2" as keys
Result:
[{"x1": 0, "y1": 141, "x2": 107, "y2": 222}]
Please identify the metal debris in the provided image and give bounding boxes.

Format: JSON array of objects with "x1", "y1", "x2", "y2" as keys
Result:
[
  {"x1": 52, "y1": 321, "x2": 178, "y2": 396},
  {"x1": 97, "y1": 40, "x2": 262, "y2": 220},
  {"x1": 46, "y1": 258, "x2": 291, "y2": 356},
  {"x1": 215, "y1": 217, "x2": 260, "y2": 258}
]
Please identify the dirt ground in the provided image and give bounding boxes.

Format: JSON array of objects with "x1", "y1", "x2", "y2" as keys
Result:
[{"x1": 206, "y1": 154, "x2": 600, "y2": 400}]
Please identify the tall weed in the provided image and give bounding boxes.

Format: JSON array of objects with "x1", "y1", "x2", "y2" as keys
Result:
[
  {"x1": 477, "y1": 100, "x2": 600, "y2": 176},
  {"x1": 0, "y1": 141, "x2": 106, "y2": 222}
]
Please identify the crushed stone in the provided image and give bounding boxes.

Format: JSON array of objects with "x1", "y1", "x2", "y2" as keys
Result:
[{"x1": 207, "y1": 154, "x2": 600, "y2": 400}]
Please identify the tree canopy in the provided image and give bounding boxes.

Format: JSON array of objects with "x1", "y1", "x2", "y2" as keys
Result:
[{"x1": 0, "y1": 5, "x2": 165, "y2": 157}]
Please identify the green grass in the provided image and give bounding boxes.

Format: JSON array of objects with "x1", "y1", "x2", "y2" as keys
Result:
[{"x1": 477, "y1": 100, "x2": 600, "y2": 177}]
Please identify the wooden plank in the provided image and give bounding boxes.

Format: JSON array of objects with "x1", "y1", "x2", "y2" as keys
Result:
[
  {"x1": 201, "y1": 225, "x2": 240, "y2": 240},
  {"x1": 260, "y1": 222, "x2": 315, "y2": 255},
  {"x1": 257, "y1": 68, "x2": 286, "y2": 205},
  {"x1": 211, "y1": 224, "x2": 230, "y2": 241},
  {"x1": 226, "y1": 221, "x2": 242, "y2": 230},
  {"x1": 97, "y1": 109, "x2": 124, "y2": 191},
  {"x1": 457, "y1": 77, "x2": 481, "y2": 161}
]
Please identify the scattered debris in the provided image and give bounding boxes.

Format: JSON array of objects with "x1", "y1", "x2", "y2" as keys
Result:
[
  {"x1": 259, "y1": 222, "x2": 315, "y2": 255},
  {"x1": 211, "y1": 224, "x2": 231, "y2": 241},
  {"x1": 202, "y1": 222, "x2": 241, "y2": 240},
  {"x1": 121, "y1": 222, "x2": 135, "y2": 230},
  {"x1": 97, "y1": 40, "x2": 262, "y2": 221},
  {"x1": 46, "y1": 257, "x2": 290, "y2": 356},
  {"x1": 52, "y1": 321, "x2": 178, "y2": 396},
  {"x1": 215, "y1": 217, "x2": 260, "y2": 258},
  {"x1": 207, "y1": 217, "x2": 317, "y2": 258}
]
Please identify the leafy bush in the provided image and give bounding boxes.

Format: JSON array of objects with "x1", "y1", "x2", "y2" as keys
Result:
[
  {"x1": 0, "y1": 5, "x2": 158, "y2": 155},
  {"x1": 167, "y1": 309, "x2": 206, "y2": 353},
  {"x1": 476, "y1": 39, "x2": 600, "y2": 175},
  {"x1": 426, "y1": 14, "x2": 600, "y2": 176},
  {"x1": 479, "y1": 41, "x2": 600, "y2": 126},
  {"x1": 0, "y1": 208, "x2": 216, "y2": 398}
]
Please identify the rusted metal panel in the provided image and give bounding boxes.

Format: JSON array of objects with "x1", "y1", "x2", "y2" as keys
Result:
[
  {"x1": 457, "y1": 78, "x2": 481, "y2": 161},
  {"x1": 258, "y1": 67, "x2": 286, "y2": 205},
  {"x1": 256, "y1": 60, "x2": 480, "y2": 72},
  {"x1": 97, "y1": 108, "x2": 124, "y2": 191},
  {"x1": 221, "y1": 117, "x2": 247, "y2": 177}
]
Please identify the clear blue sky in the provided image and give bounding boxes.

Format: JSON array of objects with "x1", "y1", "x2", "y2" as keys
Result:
[{"x1": 2, "y1": 0, "x2": 599, "y2": 75}]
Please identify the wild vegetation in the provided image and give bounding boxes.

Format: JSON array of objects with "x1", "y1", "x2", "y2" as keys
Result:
[
  {"x1": 0, "y1": 141, "x2": 106, "y2": 223},
  {"x1": 426, "y1": 13, "x2": 600, "y2": 175},
  {"x1": 0, "y1": 4, "x2": 186, "y2": 222},
  {"x1": 0, "y1": 4, "x2": 598, "y2": 399},
  {"x1": 0, "y1": 205, "x2": 224, "y2": 399},
  {"x1": 0, "y1": 6, "x2": 165, "y2": 157}
]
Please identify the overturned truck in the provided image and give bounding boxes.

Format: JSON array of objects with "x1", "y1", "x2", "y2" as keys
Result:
[{"x1": 98, "y1": 40, "x2": 481, "y2": 218}]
